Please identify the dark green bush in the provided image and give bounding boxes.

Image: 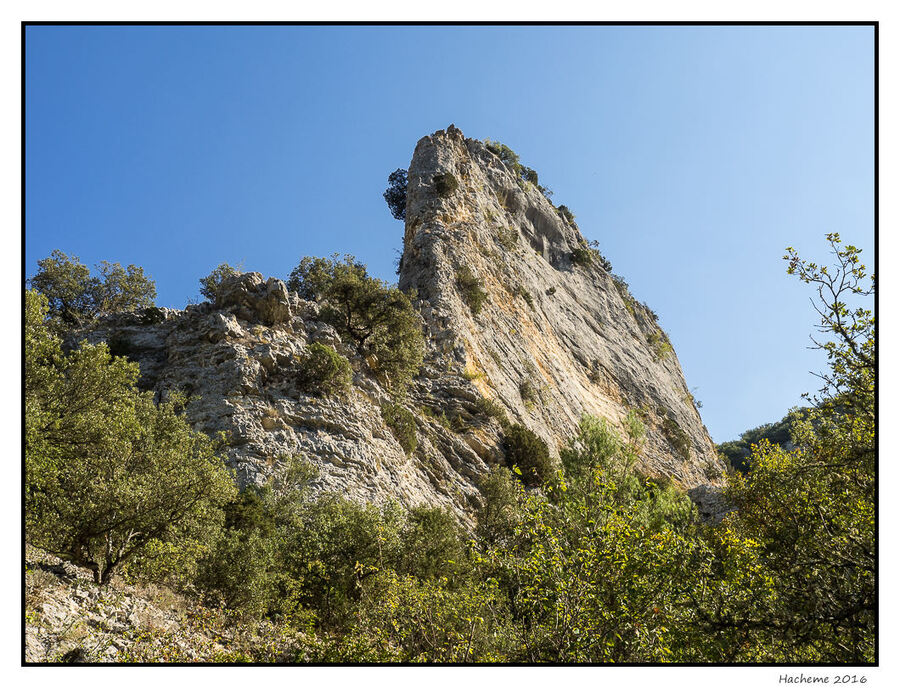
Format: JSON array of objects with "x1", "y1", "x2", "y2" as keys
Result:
[
  {"x1": 383, "y1": 168, "x2": 408, "y2": 221},
  {"x1": 398, "y1": 507, "x2": 467, "y2": 581},
  {"x1": 297, "y1": 343, "x2": 352, "y2": 397},
  {"x1": 433, "y1": 172, "x2": 459, "y2": 197},
  {"x1": 455, "y1": 267, "x2": 488, "y2": 315},
  {"x1": 504, "y1": 424, "x2": 554, "y2": 487},
  {"x1": 485, "y1": 140, "x2": 521, "y2": 172},
  {"x1": 513, "y1": 285, "x2": 535, "y2": 309},
  {"x1": 381, "y1": 403, "x2": 418, "y2": 455}
]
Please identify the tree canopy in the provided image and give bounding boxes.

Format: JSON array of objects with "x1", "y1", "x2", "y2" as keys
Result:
[
  {"x1": 287, "y1": 254, "x2": 424, "y2": 389},
  {"x1": 25, "y1": 289, "x2": 236, "y2": 584},
  {"x1": 29, "y1": 250, "x2": 157, "y2": 328}
]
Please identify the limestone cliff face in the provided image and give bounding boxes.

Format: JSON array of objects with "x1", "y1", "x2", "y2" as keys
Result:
[
  {"x1": 400, "y1": 125, "x2": 723, "y2": 487},
  {"x1": 78, "y1": 126, "x2": 725, "y2": 523}
]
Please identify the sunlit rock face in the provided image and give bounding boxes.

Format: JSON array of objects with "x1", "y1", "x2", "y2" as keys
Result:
[{"x1": 78, "y1": 125, "x2": 725, "y2": 524}]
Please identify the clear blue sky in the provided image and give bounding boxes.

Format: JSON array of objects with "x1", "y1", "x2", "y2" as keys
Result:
[{"x1": 25, "y1": 25, "x2": 874, "y2": 442}]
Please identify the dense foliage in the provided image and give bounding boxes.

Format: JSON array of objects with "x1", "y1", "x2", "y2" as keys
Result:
[
  {"x1": 25, "y1": 290, "x2": 235, "y2": 585},
  {"x1": 503, "y1": 423, "x2": 553, "y2": 487},
  {"x1": 296, "y1": 342, "x2": 352, "y2": 397},
  {"x1": 383, "y1": 168, "x2": 408, "y2": 221},
  {"x1": 717, "y1": 408, "x2": 808, "y2": 473},
  {"x1": 287, "y1": 255, "x2": 424, "y2": 389},
  {"x1": 29, "y1": 250, "x2": 157, "y2": 328}
]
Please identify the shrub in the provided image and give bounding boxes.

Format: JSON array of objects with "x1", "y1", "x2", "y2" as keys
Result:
[
  {"x1": 381, "y1": 403, "x2": 418, "y2": 455},
  {"x1": 497, "y1": 227, "x2": 518, "y2": 251},
  {"x1": 200, "y1": 262, "x2": 242, "y2": 302},
  {"x1": 504, "y1": 424, "x2": 554, "y2": 487},
  {"x1": 29, "y1": 250, "x2": 157, "y2": 328},
  {"x1": 519, "y1": 380, "x2": 539, "y2": 407},
  {"x1": 646, "y1": 330, "x2": 673, "y2": 361},
  {"x1": 595, "y1": 251, "x2": 613, "y2": 273},
  {"x1": 288, "y1": 255, "x2": 424, "y2": 389},
  {"x1": 297, "y1": 343, "x2": 352, "y2": 396},
  {"x1": 571, "y1": 247, "x2": 593, "y2": 267},
  {"x1": 546, "y1": 286, "x2": 556, "y2": 296},
  {"x1": 397, "y1": 507, "x2": 467, "y2": 581},
  {"x1": 433, "y1": 172, "x2": 459, "y2": 197},
  {"x1": 383, "y1": 168, "x2": 408, "y2": 221},
  {"x1": 521, "y1": 166, "x2": 539, "y2": 185},
  {"x1": 513, "y1": 285, "x2": 535, "y2": 309},
  {"x1": 660, "y1": 413, "x2": 691, "y2": 460},
  {"x1": 556, "y1": 205, "x2": 576, "y2": 225},
  {"x1": 455, "y1": 267, "x2": 488, "y2": 315},
  {"x1": 485, "y1": 140, "x2": 521, "y2": 172},
  {"x1": 474, "y1": 396, "x2": 509, "y2": 427}
]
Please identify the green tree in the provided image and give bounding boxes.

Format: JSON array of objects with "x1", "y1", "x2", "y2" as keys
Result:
[
  {"x1": 288, "y1": 255, "x2": 424, "y2": 389},
  {"x1": 29, "y1": 250, "x2": 156, "y2": 328},
  {"x1": 25, "y1": 290, "x2": 235, "y2": 584},
  {"x1": 693, "y1": 234, "x2": 875, "y2": 662},
  {"x1": 199, "y1": 262, "x2": 243, "y2": 301},
  {"x1": 383, "y1": 168, "x2": 408, "y2": 221}
]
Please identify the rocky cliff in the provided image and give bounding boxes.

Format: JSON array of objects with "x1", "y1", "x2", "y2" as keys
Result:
[{"x1": 78, "y1": 125, "x2": 725, "y2": 522}]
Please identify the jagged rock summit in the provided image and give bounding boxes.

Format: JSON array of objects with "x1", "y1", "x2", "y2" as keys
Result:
[{"x1": 81, "y1": 125, "x2": 725, "y2": 522}]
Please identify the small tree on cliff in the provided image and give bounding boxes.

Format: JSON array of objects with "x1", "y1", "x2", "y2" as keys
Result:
[
  {"x1": 383, "y1": 168, "x2": 408, "y2": 221},
  {"x1": 199, "y1": 262, "x2": 243, "y2": 301},
  {"x1": 288, "y1": 254, "x2": 424, "y2": 389}
]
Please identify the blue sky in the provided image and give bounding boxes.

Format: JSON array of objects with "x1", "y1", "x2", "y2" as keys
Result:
[{"x1": 24, "y1": 25, "x2": 875, "y2": 442}]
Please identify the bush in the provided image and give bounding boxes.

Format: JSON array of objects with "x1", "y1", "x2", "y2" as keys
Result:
[
  {"x1": 513, "y1": 285, "x2": 534, "y2": 309},
  {"x1": 297, "y1": 343, "x2": 352, "y2": 396},
  {"x1": 383, "y1": 168, "x2": 408, "y2": 221},
  {"x1": 474, "y1": 396, "x2": 509, "y2": 427},
  {"x1": 485, "y1": 140, "x2": 521, "y2": 172},
  {"x1": 200, "y1": 263, "x2": 242, "y2": 302},
  {"x1": 521, "y1": 166, "x2": 539, "y2": 185},
  {"x1": 497, "y1": 227, "x2": 518, "y2": 251},
  {"x1": 519, "y1": 380, "x2": 539, "y2": 407},
  {"x1": 571, "y1": 247, "x2": 593, "y2": 267},
  {"x1": 504, "y1": 424, "x2": 554, "y2": 487},
  {"x1": 433, "y1": 172, "x2": 459, "y2": 197},
  {"x1": 288, "y1": 255, "x2": 424, "y2": 389},
  {"x1": 556, "y1": 205, "x2": 576, "y2": 225},
  {"x1": 646, "y1": 330, "x2": 673, "y2": 361},
  {"x1": 29, "y1": 250, "x2": 157, "y2": 328},
  {"x1": 381, "y1": 403, "x2": 418, "y2": 455},
  {"x1": 660, "y1": 412, "x2": 691, "y2": 460},
  {"x1": 455, "y1": 267, "x2": 488, "y2": 315}
]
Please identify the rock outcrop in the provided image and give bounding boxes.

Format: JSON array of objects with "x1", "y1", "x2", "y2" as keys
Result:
[{"x1": 75, "y1": 125, "x2": 726, "y2": 523}]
